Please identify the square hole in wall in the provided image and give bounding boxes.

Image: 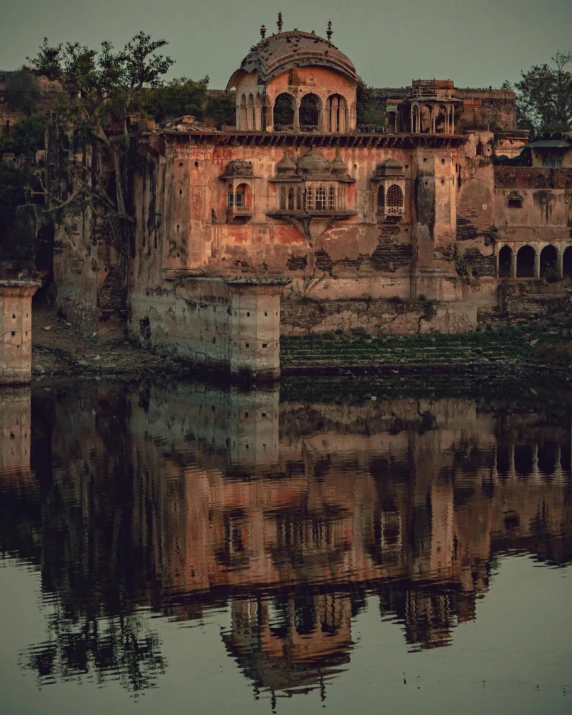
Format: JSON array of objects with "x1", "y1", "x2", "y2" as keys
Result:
[
  {"x1": 262, "y1": 343, "x2": 267, "y2": 348},
  {"x1": 245, "y1": 343, "x2": 249, "y2": 348},
  {"x1": 246, "y1": 312, "x2": 250, "y2": 316}
]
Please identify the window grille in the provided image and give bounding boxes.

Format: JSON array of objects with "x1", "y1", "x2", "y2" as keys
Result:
[
  {"x1": 306, "y1": 187, "x2": 314, "y2": 210},
  {"x1": 328, "y1": 187, "x2": 336, "y2": 210},
  {"x1": 386, "y1": 184, "x2": 404, "y2": 215},
  {"x1": 315, "y1": 186, "x2": 327, "y2": 210}
]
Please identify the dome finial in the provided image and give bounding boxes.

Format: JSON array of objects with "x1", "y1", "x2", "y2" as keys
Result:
[
  {"x1": 327, "y1": 20, "x2": 333, "y2": 42},
  {"x1": 277, "y1": 12, "x2": 284, "y2": 32},
  {"x1": 260, "y1": 24, "x2": 266, "y2": 39}
]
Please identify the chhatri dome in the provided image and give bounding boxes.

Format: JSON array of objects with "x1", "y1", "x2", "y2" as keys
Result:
[{"x1": 227, "y1": 15, "x2": 361, "y2": 133}]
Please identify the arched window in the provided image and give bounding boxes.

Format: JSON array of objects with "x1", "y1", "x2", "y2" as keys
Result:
[
  {"x1": 435, "y1": 105, "x2": 447, "y2": 133},
  {"x1": 235, "y1": 183, "x2": 252, "y2": 208},
  {"x1": 296, "y1": 188, "x2": 303, "y2": 210},
  {"x1": 498, "y1": 245, "x2": 512, "y2": 278},
  {"x1": 540, "y1": 245, "x2": 558, "y2": 278},
  {"x1": 315, "y1": 186, "x2": 327, "y2": 210},
  {"x1": 306, "y1": 186, "x2": 314, "y2": 210},
  {"x1": 288, "y1": 187, "x2": 295, "y2": 210},
  {"x1": 328, "y1": 187, "x2": 336, "y2": 210},
  {"x1": 421, "y1": 105, "x2": 432, "y2": 133},
  {"x1": 386, "y1": 184, "x2": 404, "y2": 214},
  {"x1": 563, "y1": 246, "x2": 572, "y2": 277},
  {"x1": 299, "y1": 94, "x2": 320, "y2": 131},
  {"x1": 280, "y1": 187, "x2": 287, "y2": 210},
  {"x1": 273, "y1": 94, "x2": 295, "y2": 130},
  {"x1": 516, "y1": 245, "x2": 535, "y2": 278}
]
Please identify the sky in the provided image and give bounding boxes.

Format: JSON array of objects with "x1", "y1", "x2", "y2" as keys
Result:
[{"x1": 0, "y1": 0, "x2": 571, "y2": 90}]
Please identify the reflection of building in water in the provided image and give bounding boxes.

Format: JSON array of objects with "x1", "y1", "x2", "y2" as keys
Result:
[
  {"x1": 0, "y1": 387, "x2": 32, "y2": 484},
  {"x1": 4, "y1": 383, "x2": 572, "y2": 696},
  {"x1": 223, "y1": 594, "x2": 351, "y2": 698}
]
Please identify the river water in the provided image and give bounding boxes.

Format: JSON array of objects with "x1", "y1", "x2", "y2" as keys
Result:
[{"x1": 0, "y1": 379, "x2": 571, "y2": 715}]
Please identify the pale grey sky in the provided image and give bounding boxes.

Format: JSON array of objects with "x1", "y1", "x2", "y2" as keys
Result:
[{"x1": 1, "y1": 0, "x2": 571, "y2": 89}]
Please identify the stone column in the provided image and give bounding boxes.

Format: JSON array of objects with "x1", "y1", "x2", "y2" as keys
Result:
[
  {"x1": 511, "y1": 248, "x2": 517, "y2": 278},
  {"x1": 331, "y1": 96, "x2": 339, "y2": 133},
  {"x1": 293, "y1": 101, "x2": 300, "y2": 133},
  {"x1": 0, "y1": 280, "x2": 41, "y2": 385},
  {"x1": 225, "y1": 279, "x2": 289, "y2": 380},
  {"x1": 534, "y1": 250, "x2": 541, "y2": 279},
  {"x1": 557, "y1": 248, "x2": 564, "y2": 278}
]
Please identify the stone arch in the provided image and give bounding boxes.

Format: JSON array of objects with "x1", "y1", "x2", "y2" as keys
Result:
[
  {"x1": 287, "y1": 187, "x2": 295, "y2": 210},
  {"x1": 498, "y1": 245, "x2": 513, "y2": 278},
  {"x1": 326, "y1": 94, "x2": 348, "y2": 132},
  {"x1": 296, "y1": 187, "x2": 303, "y2": 210},
  {"x1": 435, "y1": 105, "x2": 448, "y2": 133},
  {"x1": 516, "y1": 245, "x2": 535, "y2": 278},
  {"x1": 299, "y1": 93, "x2": 321, "y2": 131},
  {"x1": 239, "y1": 94, "x2": 247, "y2": 130},
  {"x1": 563, "y1": 246, "x2": 572, "y2": 277},
  {"x1": 540, "y1": 244, "x2": 558, "y2": 278},
  {"x1": 421, "y1": 105, "x2": 433, "y2": 133},
  {"x1": 273, "y1": 93, "x2": 295, "y2": 130},
  {"x1": 279, "y1": 186, "x2": 287, "y2": 210}
]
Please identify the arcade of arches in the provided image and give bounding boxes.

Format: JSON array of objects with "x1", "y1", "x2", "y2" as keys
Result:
[{"x1": 498, "y1": 245, "x2": 572, "y2": 279}]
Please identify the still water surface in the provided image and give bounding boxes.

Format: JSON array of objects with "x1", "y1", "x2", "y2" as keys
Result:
[{"x1": 0, "y1": 380, "x2": 571, "y2": 714}]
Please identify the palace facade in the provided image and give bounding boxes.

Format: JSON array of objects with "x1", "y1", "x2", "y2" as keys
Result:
[{"x1": 46, "y1": 19, "x2": 572, "y2": 377}]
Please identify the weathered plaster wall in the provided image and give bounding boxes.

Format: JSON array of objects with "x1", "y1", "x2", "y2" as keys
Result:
[
  {"x1": 455, "y1": 131, "x2": 497, "y2": 278},
  {"x1": 494, "y1": 167, "x2": 572, "y2": 248},
  {"x1": 128, "y1": 277, "x2": 282, "y2": 378},
  {"x1": 281, "y1": 296, "x2": 477, "y2": 335},
  {"x1": 135, "y1": 137, "x2": 465, "y2": 301}
]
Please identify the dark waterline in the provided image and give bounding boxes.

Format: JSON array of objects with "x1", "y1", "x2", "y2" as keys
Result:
[{"x1": 0, "y1": 378, "x2": 571, "y2": 715}]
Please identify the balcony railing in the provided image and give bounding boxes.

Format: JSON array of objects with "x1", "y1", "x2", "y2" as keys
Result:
[{"x1": 378, "y1": 206, "x2": 404, "y2": 216}]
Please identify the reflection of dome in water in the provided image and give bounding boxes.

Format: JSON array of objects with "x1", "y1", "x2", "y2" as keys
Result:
[
  {"x1": 222, "y1": 595, "x2": 352, "y2": 696},
  {"x1": 297, "y1": 149, "x2": 332, "y2": 176},
  {"x1": 227, "y1": 30, "x2": 361, "y2": 88}
]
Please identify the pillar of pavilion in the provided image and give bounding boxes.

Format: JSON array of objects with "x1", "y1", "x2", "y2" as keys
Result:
[{"x1": 0, "y1": 280, "x2": 41, "y2": 384}]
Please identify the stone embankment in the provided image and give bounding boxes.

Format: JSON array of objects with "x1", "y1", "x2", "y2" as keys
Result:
[{"x1": 280, "y1": 326, "x2": 572, "y2": 379}]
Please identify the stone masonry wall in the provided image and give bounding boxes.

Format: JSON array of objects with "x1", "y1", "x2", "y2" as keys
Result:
[{"x1": 281, "y1": 297, "x2": 477, "y2": 336}]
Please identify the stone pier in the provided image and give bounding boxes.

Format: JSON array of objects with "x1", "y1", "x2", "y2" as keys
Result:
[{"x1": 0, "y1": 280, "x2": 41, "y2": 384}]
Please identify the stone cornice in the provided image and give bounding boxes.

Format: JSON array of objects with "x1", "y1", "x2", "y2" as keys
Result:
[{"x1": 159, "y1": 131, "x2": 467, "y2": 149}]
